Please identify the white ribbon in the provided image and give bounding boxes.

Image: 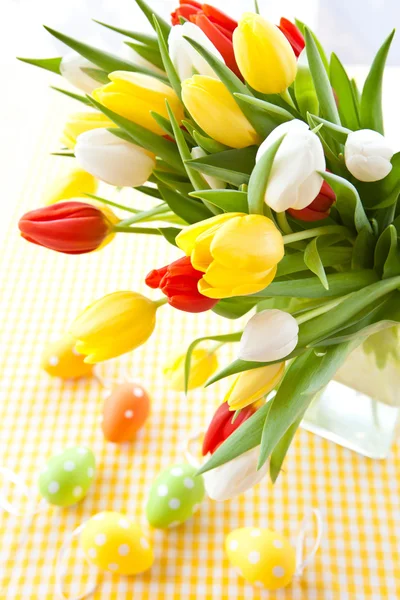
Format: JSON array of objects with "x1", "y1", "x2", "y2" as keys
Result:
[
  {"x1": 56, "y1": 524, "x2": 99, "y2": 600},
  {"x1": 295, "y1": 508, "x2": 323, "y2": 576},
  {"x1": 181, "y1": 430, "x2": 204, "y2": 470},
  {"x1": 0, "y1": 466, "x2": 45, "y2": 517}
]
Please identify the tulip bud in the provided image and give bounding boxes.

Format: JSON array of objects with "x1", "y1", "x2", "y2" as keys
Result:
[
  {"x1": 59, "y1": 51, "x2": 100, "y2": 93},
  {"x1": 70, "y1": 291, "x2": 158, "y2": 363},
  {"x1": 61, "y1": 111, "x2": 114, "y2": 150},
  {"x1": 92, "y1": 71, "x2": 184, "y2": 136},
  {"x1": 239, "y1": 309, "x2": 299, "y2": 363},
  {"x1": 202, "y1": 401, "x2": 255, "y2": 456},
  {"x1": 203, "y1": 446, "x2": 268, "y2": 501},
  {"x1": 164, "y1": 348, "x2": 218, "y2": 391},
  {"x1": 182, "y1": 75, "x2": 260, "y2": 149},
  {"x1": 191, "y1": 146, "x2": 226, "y2": 189},
  {"x1": 233, "y1": 13, "x2": 297, "y2": 94},
  {"x1": 225, "y1": 363, "x2": 285, "y2": 411},
  {"x1": 288, "y1": 179, "x2": 335, "y2": 222},
  {"x1": 256, "y1": 119, "x2": 326, "y2": 212},
  {"x1": 145, "y1": 255, "x2": 218, "y2": 312},
  {"x1": 75, "y1": 129, "x2": 156, "y2": 187},
  {"x1": 44, "y1": 166, "x2": 98, "y2": 205},
  {"x1": 168, "y1": 21, "x2": 222, "y2": 81},
  {"x1": 18, "y1": 201, "x2": 118, "y2": 255},
  {"x1": 344, "y1": 129, "x2": 394, "y2": 182}
]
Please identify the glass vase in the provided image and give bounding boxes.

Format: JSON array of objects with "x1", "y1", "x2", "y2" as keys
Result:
[{"x1": 302, "y1": 335, "x2": 400, "y2": 458}]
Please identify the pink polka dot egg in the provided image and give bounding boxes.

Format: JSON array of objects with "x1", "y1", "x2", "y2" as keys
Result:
[
  {"x1": 80, "y1": 511, "x2": 154, "y2": 575},
  {"x1": 102, "y1": 383, "x2": 150, "y2": 443},
  {"x1": 225, "y1": 527, "x2": 296, "y2": 590}
]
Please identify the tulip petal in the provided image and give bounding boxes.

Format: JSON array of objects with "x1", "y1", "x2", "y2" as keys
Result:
[
  {"x1": 239, "y1": 309, "x2": 299, "y2": 362},
  {"x1": 225, "y1": 363, "x2": 285, "y2": 410}
]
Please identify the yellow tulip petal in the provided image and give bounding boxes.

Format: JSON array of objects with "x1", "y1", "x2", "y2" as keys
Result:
[
  {"x1": 164, "y1": 348, "x2": 218, "y2": 391},
  {"x1": 226, "y1": 362, "x2": 285, "y2": 410},
  {"x1": 182, "y1": 75, "x2": 260, "y2": 149},
  {"x1": 45, "y1": 167, "x2": 98, "y2": 205},
  {"x1": 176, "y1": 213, "x2": 242, "y2": 256},
  {"x1": 61, "y1": 112, "x2": 113, "y2": 149},
  {"x1": 199, "y1": 263, "x2": 276, "y2": 298}
]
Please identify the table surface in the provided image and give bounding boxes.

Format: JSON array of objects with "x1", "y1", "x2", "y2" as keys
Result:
[{"x1": 1, "y1": 70, "x2": 400, "y2": 600}]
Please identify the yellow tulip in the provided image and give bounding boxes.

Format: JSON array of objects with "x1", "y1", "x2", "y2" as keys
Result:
[
  {"x1": 233, "y1": 13, "x2": 297, "y2": 94},
  {"x1": 176, "y1": 213, "x2": 284, "y2": 298},
  {"x1": 61, "y1": 111, "x2": 113, "y2": 149},
  {"x1": 41, "y1": 334, "x2": 94, "y2": 379},
  {"x1": 92, "y1": 71, "x2": 184, "y2": 135},
  {"x1": 44, "y1": 166, "x2": 98, "y2": 205},
  {"x1": 164, "y1": 348, "x2": 218, "y2": 391},
  {"x1": 225, "y1": 362, "x2": 285, "y2": 410},
  {"x1": 70, "y1": 292, "x2": 158, "y2": 363},
  {"x1": 181, "y1": 75, "x2": 260, "y2": 149}
]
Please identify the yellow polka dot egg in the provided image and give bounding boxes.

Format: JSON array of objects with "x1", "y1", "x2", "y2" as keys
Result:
[
  {"x1": 41, "y1": 334, "x2": 93, "y2": 380},
  {"x1": 80, "y1": 511, "x2": 154, "y2": 575},
  {"x1": 225, "y1": 527, "x2": 296, "y2": 590}
]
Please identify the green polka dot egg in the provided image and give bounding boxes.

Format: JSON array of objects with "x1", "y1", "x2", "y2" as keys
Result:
[
  {"x1": 38, "y1": 446, "x2": 96, "y2": 507},
  {"x1": 225, "y1": 527, "x2": 296, "y2": 590},
  {"x1": 80, "y1": 511, "x2": 154, "y2": 575},
  {"x1": 146, "y1": 463, "x2": 205, "y2": 529}
]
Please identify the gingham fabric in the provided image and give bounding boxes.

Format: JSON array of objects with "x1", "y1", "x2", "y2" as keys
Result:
[{"x1": 1, "y1": 94, "x2": 400, "y2": 600}]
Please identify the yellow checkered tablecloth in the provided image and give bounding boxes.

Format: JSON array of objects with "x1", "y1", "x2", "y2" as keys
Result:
[{"x1": 1, "y1": 94, "x2": 400, "y2": 600}]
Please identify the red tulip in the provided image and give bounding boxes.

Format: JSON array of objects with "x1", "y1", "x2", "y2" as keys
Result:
[
  {"x1": 287, "y1": 180, "x2": 336, "y2": 222},
  {"x1": 18, "y1": 201, "x2": 116, "y2": 254},
  {"x1": 202, "y1": 401, "x2": 256, "y2": 456},
  {"x1": 145, "y1": 255, "x2": 218, "y2": 313},
  {"x1": 171, "y1": 1, "x2": 241, "y2": 78},
  {"x1": 278, "y1": 17, "x2": 305, "y2": 58}
]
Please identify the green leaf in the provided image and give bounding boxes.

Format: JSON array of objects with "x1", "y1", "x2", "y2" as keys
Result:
[
  {"x1": 184, "y1": 333, "x2": 242, "y2": 393},
  {"x1": 157, "y1": 183, "x2": 211, "y2": 224},
  {"x1": 294, "y1": 50, "x2": 319, "y2": 118},
  {"x1": 192, "y1": 131, "x2": 229, "y2": 154},
  {"x1": 93, "y1": 20, "x2": 159, "y2": 49},
  {"x1": 212, "y1": 297, "x2": 259, "y2": 319},
  {"x1": 197, "y1": 402, "x2": 271, "y2": 474},
  {"x1": 307, "y1": 113, "x2": 351, "y2": 144},
  {"x1": 374, "y1": 225, "x2": 400, "y2": 279},
  {"x1": 295, "y1": 20, "x2": 329, "y2": 71},
  {"x1": 248, "y1": 136, "x2": 285, "y2": 214},
  {"x1": 304, "y1": 27, "x2": 341, "y2": 125},
  {"x1": 253, "y1": 270, "x2": 378, "y2": 299},
  {"x1": 136, "y1": 185, "x2": 162, "y2": 200},
  {"x1": 153, "y1": 17, "x2": 182, "y2": 100},
  {"x1": 298, "y1": 274, "x2": 400, "y2": 347},
  {"x1": 134, "y1": 0, "x2": 171, "y2": 40},
  {"x1": 234, "y1": 93, "x2": 295, "y2": 124},
  {"x1": 351, "y1": 227, "x2": 375, "y2": 270},
  {"x1": 80, "y1": 67, "x2": 110, "y2": 84},
  {"x1": 88, "y1": 96, "x2": 185, "y2": 174},
  {"x1": 50, "y1": 86, "x2": 91, "y2": 106},
  {"x1": 278, "y1": 246, "x2": 352, "y2": 277},
  {"x1": 306, "y1": 115, "x2": 342, "y2": 170},
  {"x1": 304, "y1": 237, "x2": 329, "y2": 289},
  {"x1": 329, "y1": 52, "x2": 360, "y2": 130},
  {"x1": 187, "y1": 146, "x2": 258, "y2": 187},
  {"x1": 190, "y1": 189, "x2": 249, "y2": 213},
  {"x1": 319, "y1": 171, "x2": 372, "y2": 233},
  {"x1": 258, "y1": 342, "x2": 356, "y2": 467},
  {"x1": 360, "y1": 30, "x2": 395, "y2": 134},
  {"x1": 158, "y1": 226, "x2": 181, "y2": 246},
  {"x1": 269, "y1": 413, "x2": 304, "y2": 482},
  {"x1": 17, "y1": 56, "x2": 62, "y2": 74},
  {"x1": 153, "y1": 171, "x2": 193, "y2": 196},
  {"x1": 42, "y1": 26, "x2": 167, "y2": 80},
  {"x1": 254, "y1": 0, "x2": 260, "y2": 13},
  {"x1": 124, "y1": 41, "x2": 164, "y2": 71}
]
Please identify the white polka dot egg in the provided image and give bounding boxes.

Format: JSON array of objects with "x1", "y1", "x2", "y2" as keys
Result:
[
  {"x1": 38, "y1": 446, "x2": 95, "y2": 507},
  {"x1": 146, "y1": 463, "x2": 205, "y2": 529},
  {"x1": 225, "y1": 527, "x2": 296, "y2": 590},
  {"x1": 80, "y1": 511, "x2": 154, "y2": 575}
]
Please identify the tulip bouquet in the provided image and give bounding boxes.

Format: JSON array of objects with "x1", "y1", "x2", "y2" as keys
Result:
[{"x1": 18, "y1": 0, "x2": 400, "y2": 482}]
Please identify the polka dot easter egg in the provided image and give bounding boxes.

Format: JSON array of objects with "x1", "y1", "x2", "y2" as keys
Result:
[
  {"x1": 41, "y1": 334, "x2": 93, "y2": 380},
  {"x1": 225, "y1": 527, "x2": 296, "y2": 590},
  {"x1": 38, "y1": 446, "x2": 95, "y2": 507},
  {"x1": 80, "y1": 511, "x2": 154, "y2": 575},
  {"x1": 102, "y1": 382, "x2": 150, "y2": 443},
  {"x1": 146, "y1": 463, "x2": 205, "y2": 529}
]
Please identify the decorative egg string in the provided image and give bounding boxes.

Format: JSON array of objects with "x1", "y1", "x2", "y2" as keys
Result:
[{"x1": 56, "y1": 524, "x2": 99, "y2": 600}]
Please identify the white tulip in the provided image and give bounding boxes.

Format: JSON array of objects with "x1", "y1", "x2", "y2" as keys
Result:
[
  {"x1": 191, "y1": 146, "x2": 226, "y2": 190},
  {"x1": 168, "y1": 22, "x2": 222, "y2": 81},
  {"x1": 239, "y1": 309, "x2": 299, "y2": 363},
  {"x1": 60, "y1": 52, "x2": 100, "y2": 94},
  {"x1": 203, "y1": 446, "x2": 268, "y2": 501},
  {"x1": 75, "y1": 128, "x2": 156, "y2": 187},
  {"x1": 256, "y1": 119, "x2": 326, "y2": 212},
  {"x1": 345, "y1": 129, "x2": 394, "y2": 182}
]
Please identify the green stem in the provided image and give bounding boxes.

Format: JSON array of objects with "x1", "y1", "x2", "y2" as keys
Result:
[
  {"x1": 283, "y1": 225, "x2": 352, "y2": 245},
  {"x1": 118, "y1": 203, "x2": 170, "y2": 227},
  {"x1": 280, "y1": 88, "x2": 296, "y2": 109},
  {"x1": 85, "y1": 193, "x2": 140, "y2": 214},
  {"x1": 275, "y1": 211, "x2": 293, "y2": 234},
  {"x1": 296, "y1": 294, "x2": 352, "y2": 325},
  {"x1": 114, "y1": 226, "x2": 163, "y2": 235},
  {"x1": 154, "y1": 297, "x2": 168, "y2": 308}
]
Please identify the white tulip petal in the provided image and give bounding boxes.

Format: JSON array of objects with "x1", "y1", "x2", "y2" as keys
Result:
[
  {"x1": 345, "y1": 129, "x2": 394, "y2": 182},
  {"x1": 60, "y1": 52, "x2": 99, "y2": 94},
  {"x1": 168, "y1": 22, "x2": 222, "y2": 81},
  {"x1": 239, "y1": 309, "x2": 299, "y2": 362}
]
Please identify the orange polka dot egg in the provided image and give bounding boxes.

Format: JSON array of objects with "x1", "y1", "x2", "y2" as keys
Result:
[
  {"x1": 80, "y1": 511, "x2": 154, "y2": 575},
  {"x1": 225, "y1": 527, "x2": 296, "y2": 590},
  {"x1": 101, "y1": 382, "x2": 150, "y2": 443}
]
